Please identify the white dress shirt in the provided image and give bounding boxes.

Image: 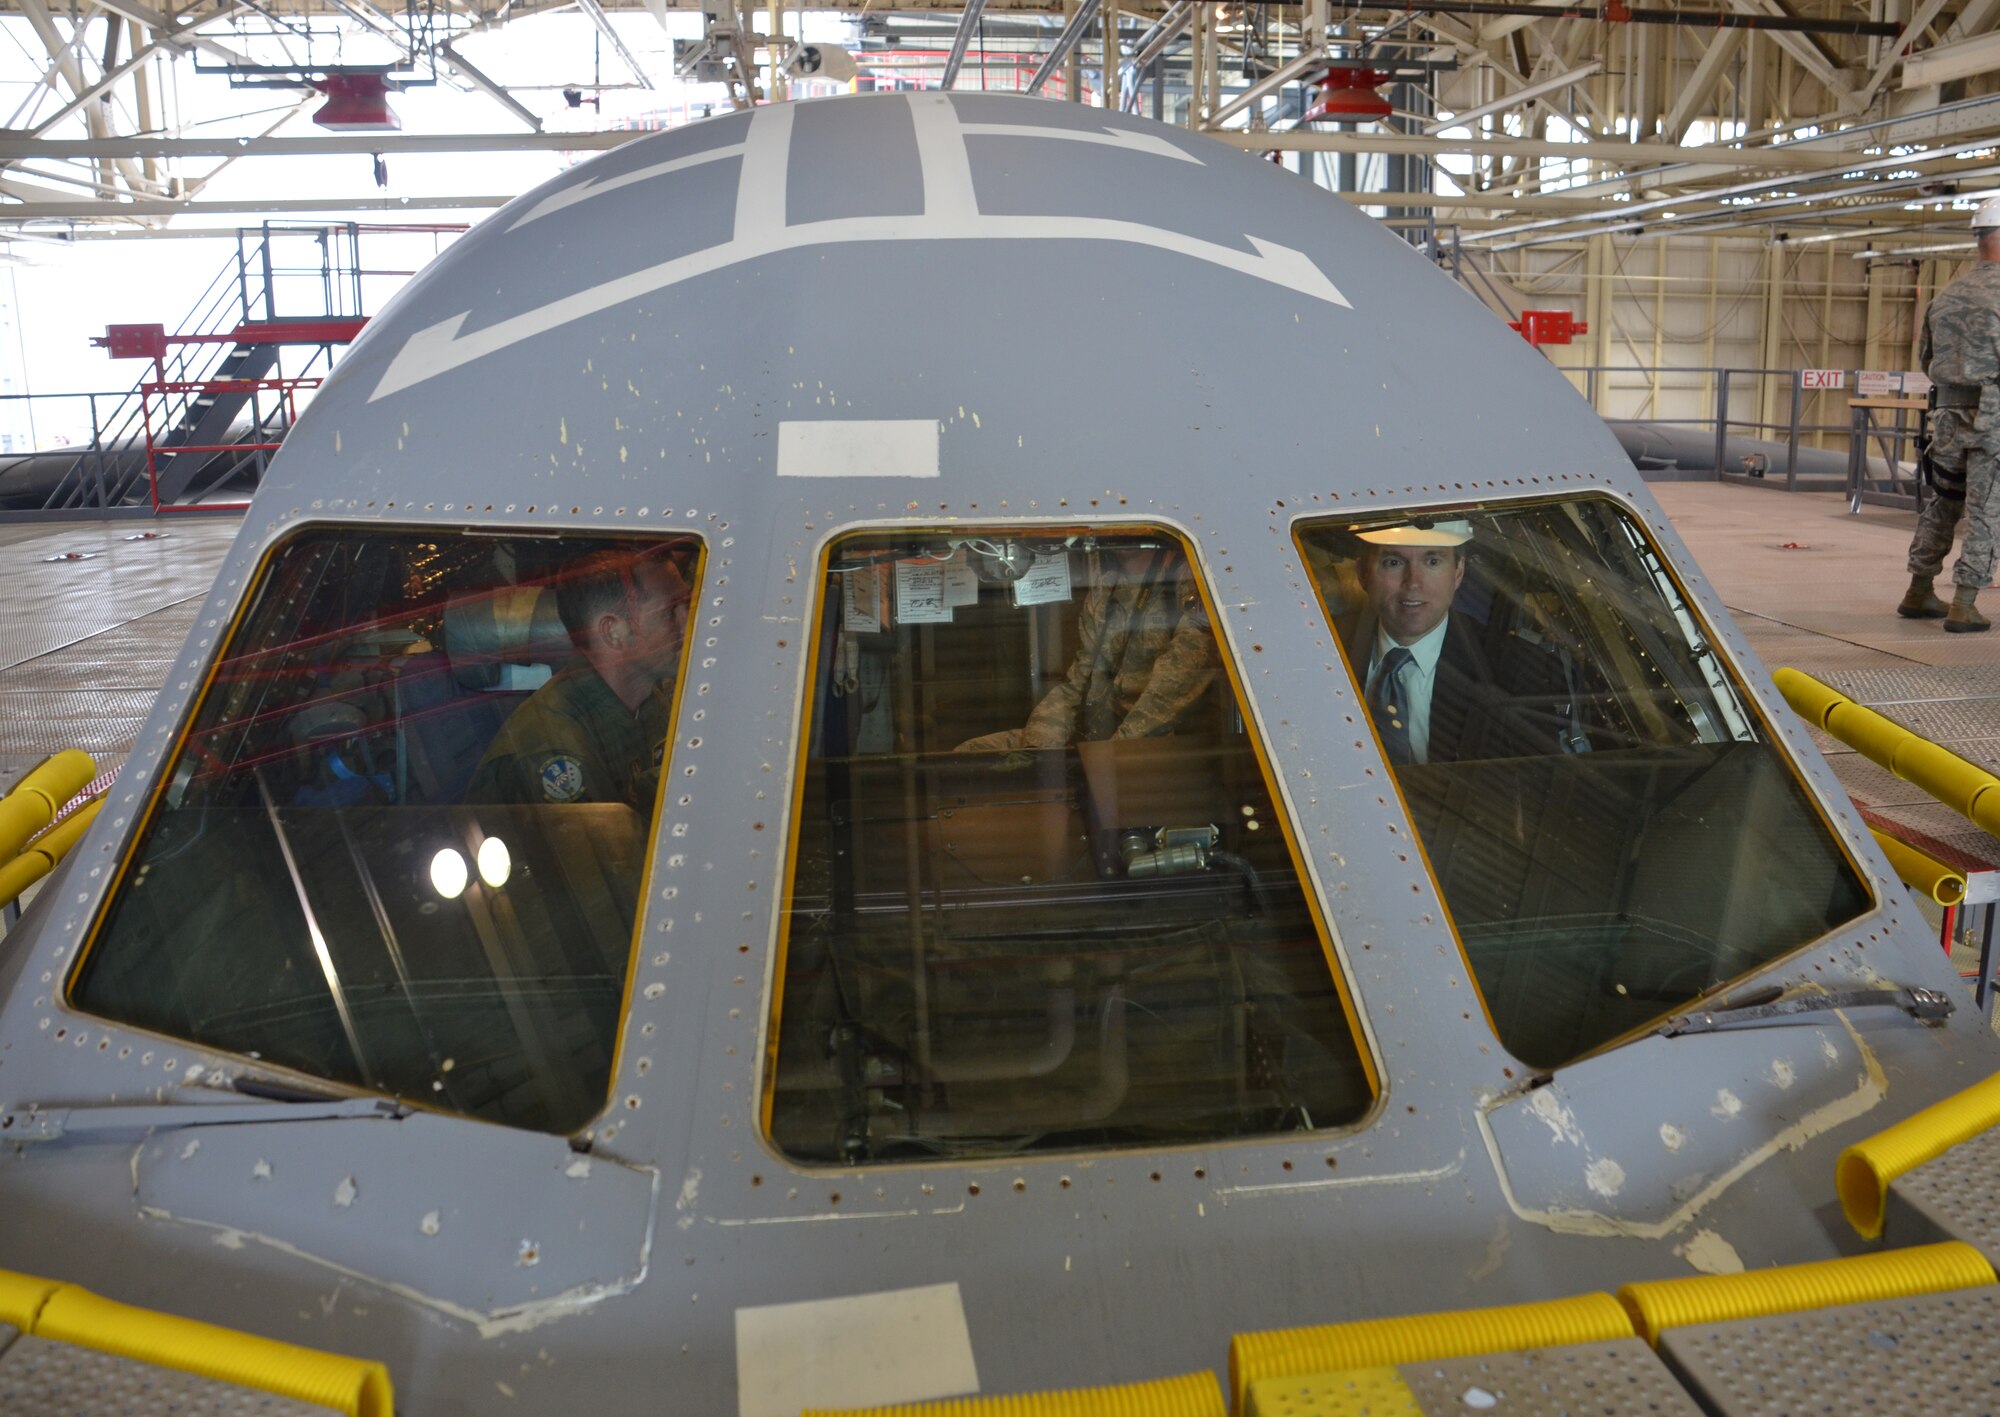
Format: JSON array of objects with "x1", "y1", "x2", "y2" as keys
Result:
[{"x1": 1366, "y1": 616, "x2": 1452, "y2": 765}]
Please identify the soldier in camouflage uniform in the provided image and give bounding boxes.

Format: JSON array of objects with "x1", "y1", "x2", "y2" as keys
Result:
[
  {"x1": 957, "y1": 546, "x2": 1219, "y2": 751},
  {"x1": 1901, "y1": 197, "x2": 2000, "y2": 633},
  {"x1": 468, "y1": 548, "x2": 690, "y2": 808}
]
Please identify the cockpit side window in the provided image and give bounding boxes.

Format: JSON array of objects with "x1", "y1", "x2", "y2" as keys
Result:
[
  {"x1": 1297, "y1": 496, "x2": 1871, "y2": 1070},
  {"x1": 69, "y1": 528, "x2": 702, "y2": 1136},
  {"x1": 766, "y1": 527, "x2": 1377, "y2": 1166}
]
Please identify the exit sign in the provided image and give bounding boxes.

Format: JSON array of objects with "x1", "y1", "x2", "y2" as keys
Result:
[{"x1": 1801, "y1": 369, "x2": 1847, "y2": 390}]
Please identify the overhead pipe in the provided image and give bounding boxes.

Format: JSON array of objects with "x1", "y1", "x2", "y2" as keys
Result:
[
  {"x1": 1119, "y1": 0, "x2": 1195, "y2": 112},
  {"x1": 940, "y1": 0, "x2": 989, "y2": 91},
  {"x1": 1025, "y1": 0, "x2": 1100, "y2": 96},
  {"x1": 1397, "y1": 0, "x2": 1900, "y2": 36},
  {"x1": 0, "y1": 750, "x2": 94, "y2": 863}
]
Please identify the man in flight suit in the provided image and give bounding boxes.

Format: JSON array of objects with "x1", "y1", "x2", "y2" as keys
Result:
[
  {"x1": 957, "y1": 545, "x2": 1218, "y2": 751},
  {"x1": 467, "y1": 548, "x2": 690, "y2": 808},
  {"x1": 1900, "y1": 195, "x2": 2000, "y2": 633}
]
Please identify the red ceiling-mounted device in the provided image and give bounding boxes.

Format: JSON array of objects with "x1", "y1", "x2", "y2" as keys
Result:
[
  {"x1": 1509, "y1": 310, "x2": 1590, "y2": 347},
  {"x1": 1305, "y1": 67, "x2": 1394, "y2": 122},
  {"x1": 311, "y1": 72, "x2": 402, "y2": 131}
]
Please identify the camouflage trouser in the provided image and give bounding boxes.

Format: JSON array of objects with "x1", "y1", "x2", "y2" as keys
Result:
[{"x1": 1908, "y1": 441, "x2": 2000, "y2": 589}]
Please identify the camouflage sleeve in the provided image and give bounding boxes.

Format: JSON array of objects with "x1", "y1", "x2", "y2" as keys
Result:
[
  {"x1": 1019, "y1": 583, "x2": 1110, "y2": 750},
  {"x1": 1111, "y1": 597, "x2": 1218, "y2": 739},
  {"x1": 466, "y1": 701, "x2": 608, "y2": 804}
]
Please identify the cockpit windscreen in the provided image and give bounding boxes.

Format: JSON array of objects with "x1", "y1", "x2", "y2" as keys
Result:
[
  {"x1": 70, "y1": 527, "x2": 700, "y2": 1135},
  {"x1": 767, "y1": 527, "x2": 1376, "y2": 1165},
  {"x1": 1298, "y1": 495, "x2": 1872, "y2": 1070}
]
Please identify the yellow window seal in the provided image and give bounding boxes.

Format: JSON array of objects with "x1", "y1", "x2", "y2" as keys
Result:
[
  {"x1": 1838, "y1": 1069, "x2": 2000, "y2": 1239},
  {"x1": 1228, "y1": 1292, "x2": 1632, "y2": 1415},
  {"x1": 1618, "y1": 1240, "x2": 1994, "y2": 1342},
  {"x1": 0, "y1": 1268, "x2": 392, "y2": 1417},
  {"x1": 801, "y1": 1369, "x2": 1225, "y2": 1416}
]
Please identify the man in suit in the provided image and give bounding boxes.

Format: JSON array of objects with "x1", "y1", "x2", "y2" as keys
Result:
[{"x1": 1339, "y1": 519, "x2": 1506, "y2": 766}]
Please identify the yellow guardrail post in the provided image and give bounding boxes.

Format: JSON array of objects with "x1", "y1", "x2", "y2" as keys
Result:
[
  {"x1": 0, "y1": 750, "x2": 94, "y2": 863},
  {"x1": 0, "y1": 796, "x2": 104, "y2": 911}
]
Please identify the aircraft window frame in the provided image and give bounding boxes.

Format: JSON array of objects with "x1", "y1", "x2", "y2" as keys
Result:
[
  {"x1": 762, "y1": 521, "x2": 1382, "y2": 1168},
  {"x1": 64, "y1": 521, "x2": 705, "y2": 1137},
  {"x1": 1293, "y1": 490, "x2": 1875, "y2": 1071}
]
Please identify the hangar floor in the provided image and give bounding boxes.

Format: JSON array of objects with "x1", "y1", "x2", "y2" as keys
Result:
[{"x1": 0, "y1": 484, "x2": 1991, "y2": 926}]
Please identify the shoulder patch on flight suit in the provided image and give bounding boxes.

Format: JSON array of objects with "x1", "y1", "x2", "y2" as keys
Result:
[{"x1": 539, "y1": 754, "x2": 586, "y2": 802}]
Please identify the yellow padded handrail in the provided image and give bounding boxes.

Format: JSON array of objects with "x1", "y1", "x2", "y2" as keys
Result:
[
  {"x1": 1868, "y1": 827, "x2": 1966, "y2": 906},
  {"x1": 0, "y1": 1268, "x2": 391, "y2": 1417},
  {"x1": 0, "y1": 1269, "x2": 60, "y2": 1331},
  {"x1": 0, "y1": 750, "x2": 94, "y2": 863},
  {"x1": 1838, "y1": 1069, "x2": 2000, "y2": 1239},
  {"x1": 1228, "y1": 1292, "x2": 1632, "y2": 1414},
  {"x1": 1618, "y1": 1241, "x2": 1994, "y2": 1342},
  {"x1": 1774, "y1": 667, "x2": 2000, "y2": 836},
  {"x1": 803, "y1": 1371, "x2": 1226, "y2": 1416},
  {"x1": 0, "y1": 796, "x2": 104, "y2": 910}
]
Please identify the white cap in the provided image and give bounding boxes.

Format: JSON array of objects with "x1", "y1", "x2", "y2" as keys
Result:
[
  {"x1": 1972, "y1": 195, "x2": 2000, "y2": 231},
  {"x1": 1354, "y1": 518, "x2": 1473, "y2": 547}
]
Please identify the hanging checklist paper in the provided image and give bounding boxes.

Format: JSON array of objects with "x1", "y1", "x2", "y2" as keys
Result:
[
  {"x1": 895, "y1": 560, "x2": 952, "y2": 623},
  {"x1": 1012, "y1": 552, "x2": 1073, "y2": 607},
  {"x1": 843, "y1": 565, "x2": 883, "y2": 633},
  {"x1": 941, "y1": 557, "x2": 980, "y2": 608}
]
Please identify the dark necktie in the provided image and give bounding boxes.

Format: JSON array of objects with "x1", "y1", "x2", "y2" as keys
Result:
[{"x1": 1369, "y1": 646, "x2": 1415, "y2": 766}]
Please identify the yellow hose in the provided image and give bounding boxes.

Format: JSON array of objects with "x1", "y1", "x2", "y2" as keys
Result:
[
  {"x1": 1228, "y1": 1292, "x2": 1631, "y2": 1413},
  {"x1": 0, "y1": 750, "x2": 94, "y2": 863},
  {"x1": 1838, "y1": 1070, "x2": 2000, "y2": 1239},
  {"x1": 802, "y1": 1371, "x2": 1225, "y2": 1416},
  {"x1": 0, "y1": 796, "x2": 103, "y2": 910},
  {"x1": 35, "y1": 1283, "x2": 392, "y2": 1417},
  {"x1": 1775, "y1": 668, "x2": 2000, "y2": 835},
  {"x1": 1618, "y1": 1241, "x2": 1994, "y2": 1342},
  {"x1": 1869, "y1": 828, "x2": 1966, "y2": 906}
]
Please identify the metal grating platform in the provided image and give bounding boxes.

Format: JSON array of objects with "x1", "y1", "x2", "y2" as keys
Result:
[
  {"x1": 0, "y1": 1333, "x2": 340, "y2": 1416},
  {"x1": 1661, "y1": 1286, "x2": 2000, "y2": 1417},
  {"x1": 0, "y1": 521, "x2": 234, "y2": 794},
  {"x1": 1398, "y1": 1338, "x2": 1701, "y2": 1415},
  {"x1": 1819, "y1": 664, "x2": 2000, "y2": 705},
  {"x1": 1887, "y1": 1125, "x2": 2000, "y2": 1263}
]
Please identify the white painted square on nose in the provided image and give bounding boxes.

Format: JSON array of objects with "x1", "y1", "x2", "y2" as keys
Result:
[
  {"x1": 734, "y1": 1280, "x2": 979, "y2": 1416},
  {"x1": 778, "y1": 419, "x2": 941, "y2": 478}
]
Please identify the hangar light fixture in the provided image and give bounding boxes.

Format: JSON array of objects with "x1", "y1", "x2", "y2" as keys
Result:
[{"x1": 312, "y1": 74, "x2": 403, "y2": 132}]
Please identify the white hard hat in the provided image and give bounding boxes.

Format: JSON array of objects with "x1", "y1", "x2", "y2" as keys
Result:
[
  {"x1": 1354, "y1": 518, "x2": 1473, "y2": 547},
  {"x1": 1971, "y1": 195, "x2": 2000, "y2": 230}
]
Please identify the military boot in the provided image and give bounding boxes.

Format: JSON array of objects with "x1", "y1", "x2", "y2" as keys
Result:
[
  {"x1": 1897, "y1": 575, "x2": 1949, "y2": 619},
  {"x1": 1946, "y1": 585, "x2": 1991, "y2": 634}
]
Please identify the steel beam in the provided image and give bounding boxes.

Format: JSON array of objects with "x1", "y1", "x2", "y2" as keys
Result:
[
  {"x1": 941, "y1": 0, "x2": 988, "y2": 90},
  {"x1": 1220, "y1": 128, "x2": 1863, "y2": 172},
  {"x1": 1025, "y1": 0, "x2": 1097, "y2": 95},
  {"x1": 0, "y1": 193, "x2": 517, "y2": 219},
  {"x1": 439, "y1": 41, "x2": 543, "y2": 129},
  {"x1": 1425, "y1": 60, "x2": 1600, "y2": 134},
  {"x1": 574, "y1": 0, "x2": 654, "y2": 88},
  {"x1": 0, "y1": 132, "x2": 645, "y2": 158}
]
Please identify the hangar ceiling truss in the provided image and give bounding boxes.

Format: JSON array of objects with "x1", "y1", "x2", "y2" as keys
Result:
[{"x1": 0, "y1": 0, "x2": 1993, "y2": 250}]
